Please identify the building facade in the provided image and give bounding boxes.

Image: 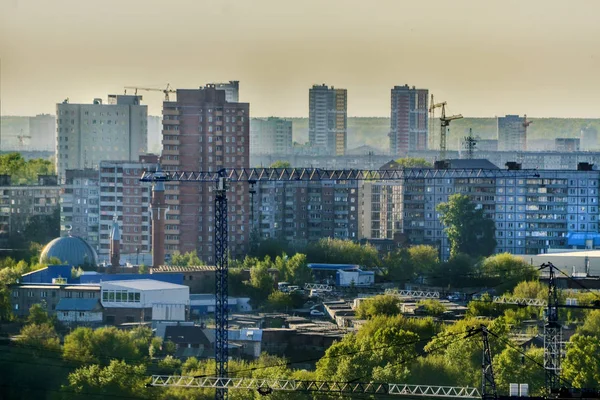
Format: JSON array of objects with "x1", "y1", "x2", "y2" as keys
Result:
[
  {"x1": 98, "y1": 155, "x2": 158, "y2": 264},
  {"x1": 250, "y1": 117, "x2": 293, "y2": 156},
  {"x1": 308, "y1": 84, "x2": 347, "y2": 156},
  {"x1": 159, "y1": 86, "x2": 250, "y2": 263},
  {"x1": 29, "y1": 114, "x2": 56, "y2": 151},
  {"x1": 359, "y1": 161, "x2": 600, "y2": 260},
  {"x1": 60, "y1": 169, "x2": 100, "y2": 250},
  {"x1": 55, "y1": 95, "x2": 148, "y2": 181},
  {"x1": 253, "y1": 180, "x2": 359, "y2": 245},
  {"x1": 0, "y1": 175, "x2": 59, "y2": 242},
  {"x1": 212, "y1": 81, "x2": 240, "y2": 103},
  {"x1": 497, "y1": 115, "x2": 527, "y2": 152},
  {"x1": 555, "y1": 138, "x2": 581, "y2": 152},
  {"x1": 389, "y1": 85, "x2": 429, "y2": 155},
  {"x1": 10, "y1": 283, "x2": 100, "y2": 317}
]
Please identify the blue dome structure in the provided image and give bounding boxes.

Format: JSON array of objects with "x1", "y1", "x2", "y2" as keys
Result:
[{"x1": 40, "y1": 236, "x2": 98, "y2": 268}]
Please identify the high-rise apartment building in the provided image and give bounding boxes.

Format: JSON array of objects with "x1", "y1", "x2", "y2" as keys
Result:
[
  {"x1": 581, "y1": 126, "x2": 598, "y2": 150},
  {"x1": 0, "y1": 175, "x2": 59, "y2": 242},
  {"x1": 360, "y1": 160, "x2": 600, "y2": 260},
  {"x1": 159, "y1": 86, "x2": 250, "y2": 263},
  {"x1": 250, "y1": 117, "x2": 293, "y2": 155},
  {"x1": 97, "y1": 155, "x2": 158, "y2": 265},
  {"x1": 253, "y1": 181, "x2": 358, "y2": 245},
  {"x1": 308, "y1": 84, "x2": 347, "y2": 156},
  {"x1": 29, "y1": 114, "x2": 56, "y2": 151},
  {"x1": 60, "y1": 169, "x2": 100, "y2": 251},
  {"x1": 55, "y1": 95, "x2": 148, "y2": 181},
  {"x1": 212, "y1": 81, "x2": 240, "y2": 103},
  {"x1": 389, "y1": 85, "x2": 429, "y2": 156},
  {"x1": 497, "y1": 115, "x2": 527, "y2": 152}
]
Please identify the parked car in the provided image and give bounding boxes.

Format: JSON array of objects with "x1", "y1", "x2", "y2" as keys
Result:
[{"x1": 310, "y1": 310, "x2": 325, "y2": 317}]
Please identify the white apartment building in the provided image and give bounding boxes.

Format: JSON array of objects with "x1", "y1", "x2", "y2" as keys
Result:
[
  {"x1": 60, "y1": 169, "x2": 100, "y2": 251},
  {"x1": 56, "y1": 95, "x2": 148, "y2": 181}
]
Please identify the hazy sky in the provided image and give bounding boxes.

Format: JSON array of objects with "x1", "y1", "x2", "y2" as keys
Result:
[{"x1": 1, "y1": 0, "x2": 599, "y2": 117}]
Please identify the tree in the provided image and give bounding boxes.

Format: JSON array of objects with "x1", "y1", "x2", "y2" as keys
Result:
[
  {"x1": 394, "y1": 157, "x2": 432, "y2": 168},
  {"x1": 17, "y1": 322, "x2": 60, "y2": 353},
  {"x1": 66, "y1": 360, "x2": 148, "y2": 398},
  {"x1": 249, "y1": 260, "x2": 275, "y2": 302},
  {"x1": 580, "y1": 310, "x2": 600, "y2": 337},
  {"x1": 408, "y1": 245, "x2": 439, "y2": 277},
  {"x1": 305, "y1": 238, "x2": 380, "y2": 269},
  {"x1": 480, "y1": 253, "x2": 538, "y2": 292},
  {"x1": 63, "y1": 326, "x2": 142, "y2": 364},
  {"x1": 273, "y1": 253, "x2": 311, "y2": 284},
  {"x1": 381, "y1": 248, "x2": 414, "y2": 283},
  {"x1": 22, "y1": 207, "x2": 60, "y2": 245},
  {"x1": 269, "y1": 160, "x2": 292, "y2": 168},
  {"x1": 138, "y1": 264, "x2": 148, "y2": 274},
  {"x1": 170, "y1": 250, "x2": 204, "y2": 266},
  {"x1": 266, "y1": 291, "x2": 294, "y2": 311},
  {"x1": 430, "y1": 253, "x2": 475, "y2": 287},
  {"x1": 26, "y1": 303, "x2": 52, "y2": 325},
  {"x1": 417, "y1": 299, "x2": 446, "y2": 316},
  {"x1": 355, "y1": 295, "x2": 401, "y2": 319},
  {"x1": 436, "y1": 194, "x2": 496, "y2": 258},
  {"x1": 493, "y1": 346, "x2": 545, "y2": 395},
  {"x1": 562, "y1": 334, "x2": 600, "y2": 388},
  {"x1": 512, "y1": 280, "x2": 547, "y2": 300}
]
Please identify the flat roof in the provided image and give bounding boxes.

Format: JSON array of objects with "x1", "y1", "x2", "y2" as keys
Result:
[
  {"x1": 308, "y1": 263, "x2": 360, "y2": 270},
  {"x1": 102, "y1": 279, "x2": 187, "y2": 291}
]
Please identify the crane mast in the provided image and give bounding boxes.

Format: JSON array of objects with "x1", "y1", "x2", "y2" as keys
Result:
[{"x1": 439, "y1": 103, "x2": 463, "y2": 161}]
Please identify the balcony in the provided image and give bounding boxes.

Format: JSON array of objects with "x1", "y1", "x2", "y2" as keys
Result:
[
  {"x1": 162, "y1": 109, "x2": 181, "y2": 116},
  {"x1": 162, "y1": 119, "x2": 180, "y2": 126}
]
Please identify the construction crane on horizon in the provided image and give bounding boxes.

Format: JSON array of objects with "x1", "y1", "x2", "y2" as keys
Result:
[
  {"x1": 439, "y1": 103, "x2": 463, "y2": 161},
  {"x1": 463, "y1": 128, "x2": 477, "y2": 160},
  {"x1": 429, "y1": 95, "x2": 444, "y2": 151},
  {"x1": 141, "y1": 166, "x2": 549, "y2": 400},
  {"x1": 124, "y1": 84, "x2": 176, "y2": 101},
  {"x1": 523, "y1": 114, "x2": 532, "y2": 152},
  {"x1": 4, "y1": 130, "x2": 32, "y2": 151}
]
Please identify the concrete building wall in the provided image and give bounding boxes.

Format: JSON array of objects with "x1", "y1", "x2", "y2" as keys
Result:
[
  {"x1": 255, "y1": 180, "x2": 359, "y2": 245},
  {"x1": 98, "y1": 157, "x2": 157, "y2": 263},
  {"x1": 56, "y1": 95, "x2": 148, "y2": 181},
  {"x1": 10, "y1": 285, "x2": 100, "y2": 317},
  {"x1": 29, "y1": 114, "x2": 56, "y2": 152},
  {"x1": 250, "y1": 118, "x2": 293, "y2": 155},
  {"x1": 497, "y1": 115, "x2": 526, "y2": 152},
  {"x1": 309, "y1": 85, "x2": 347, "y2": 156},
  {"x1": 0, "y1": 177, "x2": 59, "y2": 241},
  {"x1": 360, "y1": 167, "x2": 600, "y2": 260},
  {"x1": 390, "y1": 85, "x2": 428, "y2": 155},
  {"x1": 159, "y1": 86, "x2": 250, "y2": 263},
  {"x1": 60, "y1": 169, "x2": 100, "y2": 251}
]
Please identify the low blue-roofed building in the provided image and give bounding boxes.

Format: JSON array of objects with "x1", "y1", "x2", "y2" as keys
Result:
[
  {"x1": 308, "y1": 263, "x2": 362, "y2": 284},
  {"x1": 78, "y1": 273, "x2": 183, "y2": 285},
  {"x1": 21, "y1": 265, "x2": 74, "y2": 284},
  {"x1": 56, "y1": 298, "x2": 103, "y2": 326},
  {"x1": 307, "y1": 263, "x2": 360, "y2": 271},
  {"x1": 566, "y1": 232, "x2": 600, "y2": 248}
]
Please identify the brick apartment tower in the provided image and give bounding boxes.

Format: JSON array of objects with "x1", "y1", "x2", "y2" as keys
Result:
[
  {"x1": 151, "y1": 166, "x2": 167, "y2": 267},
  {"x1": 160, "y1": 86, "x2": 250, "y2": 263},
  {"x1": 109, "y1": 215, "x2": 120, "y2": 273},
  {"x1": 389, "y1": 85, "x2": 429, "y2": 156}
]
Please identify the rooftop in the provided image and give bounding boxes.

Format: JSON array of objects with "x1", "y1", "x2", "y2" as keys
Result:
[{"x1": 102, "y1": 279, "x2": 188, "y2": 291}]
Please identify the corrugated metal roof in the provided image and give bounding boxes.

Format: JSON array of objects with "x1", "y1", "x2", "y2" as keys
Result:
[
  {"x1": 307, "y1": 263, "x2": 360, "y2": 271},
  {"x1": 101, "y1": 279, "x2": 188, "y2": 291},
  {"x1": 56, "y1": 298, "x2": 101, "y2": 311}
]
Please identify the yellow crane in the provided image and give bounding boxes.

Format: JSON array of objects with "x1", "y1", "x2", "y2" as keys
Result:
[
  {"x1": 428, "y1": 95, "x2": 445, "y2": 150},
  {"x1": 124, "y1": 84, "x2": 176, "y2": 101},
  {"x1": 439, "y1": 103, "x2": 462, "y2": 161}
]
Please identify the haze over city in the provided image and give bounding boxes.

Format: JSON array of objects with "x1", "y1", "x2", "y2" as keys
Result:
[{"x1": 2, "y1": 0, "x2": 600, "y2": 117}]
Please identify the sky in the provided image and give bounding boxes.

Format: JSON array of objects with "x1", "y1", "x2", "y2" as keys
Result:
[{"x1": 1, "y1": 0, "x2": 600, "y2": 118}]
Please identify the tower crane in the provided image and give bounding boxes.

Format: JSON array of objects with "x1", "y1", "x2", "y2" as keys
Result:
[
  {"x1": 482, "y1": 262, "x2": 600, "y2": 394},
  {"x1": 4, "y1": 130, "x2": 32, "y2": 151},
  {"x1": 439, "y1": 103, "x2": 463, "y2": 161},
  {"x1": 429, "y1": 96, "x2": 445, "y2": 151},
  {"x1": 124, "y1": 84, "x2": 176, "y2": 101},
  {"x1": 141, "y1": 166, "x2": 545, "y2": 400}
]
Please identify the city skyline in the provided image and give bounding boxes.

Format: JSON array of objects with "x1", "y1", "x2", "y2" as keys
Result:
[{"x1": 1, "y1": 0, "x2": 600, "y2": 118}]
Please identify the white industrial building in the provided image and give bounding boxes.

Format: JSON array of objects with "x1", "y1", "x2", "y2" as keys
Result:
[{"x1": 100, "y1": 279, "x2": 189, "y2": 322}]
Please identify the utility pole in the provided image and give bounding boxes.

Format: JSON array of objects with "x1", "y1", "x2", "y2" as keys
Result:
[{"x1": 541, "y1": 262, "x2": 562, "y2": 393}]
